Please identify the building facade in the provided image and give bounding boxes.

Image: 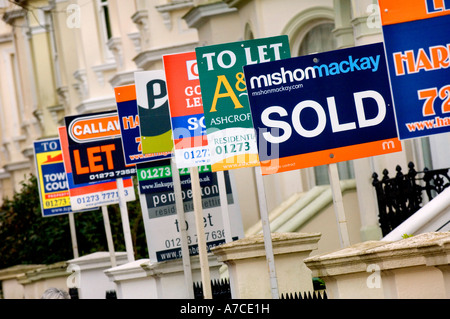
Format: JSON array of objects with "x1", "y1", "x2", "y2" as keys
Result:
[{"x1": 0, "y1": 0, "x2": 448, "y2": 250}]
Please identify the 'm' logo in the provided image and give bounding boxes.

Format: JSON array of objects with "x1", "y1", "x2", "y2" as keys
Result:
[
  {"x1": 382, "y1": 140, "x2": 396, "y2": 150},
  {"x1": 425, "y1": 0, "x2": 450, "y2": 13}
]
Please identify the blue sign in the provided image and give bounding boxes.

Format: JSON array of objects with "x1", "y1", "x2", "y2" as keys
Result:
[
  {"x1": 136, "y1": 159, "x2": 213, "y2": 194},
  {"x1": 243, "y1": 42, "x2": 401, "y2": 175},
  {"x1": 382, "y1": 13, "x2": 450, "y2": 139},
  {"x1": 115, "y1": 85, "x2": 171, "y2": 165}
]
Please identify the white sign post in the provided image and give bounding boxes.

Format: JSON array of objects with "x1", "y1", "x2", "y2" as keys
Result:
[
  {"x1": 101, "y1": 205, "x2": 117, "y2": 267},
  {"x1": 190, "y1": 166, "x2": 212, "y2": 299},
  {"x1": 217, "y1": 171, "x2": 233, "y2": 243},
  {"x1": 327, "y1": 163, "x2": 350, "y2": 248},
  {"x1": 255, "y1": 167, "x2": 279, "y2": 299},
  {"x1": 171, "y1": 158, "x2": 194, "y2": 298},
  {"x1": 68, "y1": 213, "x2": 79, "y2": 258},
  {"x1": 116, "y1": 177, "x2": 135, "y2": 262}
]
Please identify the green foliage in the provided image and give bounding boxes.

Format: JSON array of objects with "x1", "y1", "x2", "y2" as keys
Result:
[
  {"x1": 401, "y1": 233, "x2": 414, "y2": 239},
  {"x1": 312, "y1": 277, "x2": 326, "y2": 290},
  {"x1": 0, "y1": 174, "x2": 147, "y2": 269}
]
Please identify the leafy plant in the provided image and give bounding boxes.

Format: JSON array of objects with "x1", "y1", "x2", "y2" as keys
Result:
[{"x1": 0, "y1": 174, "x2": 147, "y2": 269}]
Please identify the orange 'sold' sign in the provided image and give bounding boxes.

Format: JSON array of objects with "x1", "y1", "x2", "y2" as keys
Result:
[{"x1": 65, "y1": 110, "x2": 136, "y2": 184}]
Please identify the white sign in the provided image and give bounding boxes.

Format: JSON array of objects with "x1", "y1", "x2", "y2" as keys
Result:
[{"x1": 141, "y1": 171, "x2": 243, "y2": 262}]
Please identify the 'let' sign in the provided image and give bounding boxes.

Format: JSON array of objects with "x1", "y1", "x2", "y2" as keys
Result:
[
  {"x1": 196, "y1": 35, "x2": 290, "y2": 172},
  {"x1": 243, "y1": 42, "x2": 402, "y2": 175},
  {"x1": 65, "y1": 111, "x2": 136, "y2": 184},
  {"x1": 379, "y1": 0, "x2": 450, "y2": 139}
]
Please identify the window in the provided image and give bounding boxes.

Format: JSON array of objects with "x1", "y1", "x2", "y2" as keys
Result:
[
  {"x1": 298, "y1": 23, "x2": 336, "y2": 56},
  {"x1": 100, "y1": 0, "x2": 112, "y2": 40},
  {"x1": 97, "y1": 0, "x2": 114, "y2": 62}
]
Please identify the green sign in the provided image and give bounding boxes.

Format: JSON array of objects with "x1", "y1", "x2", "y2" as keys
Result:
[
  {"x1": 196, "y1": 35, "x2": 290, "y2": 171},
  {"x1": 136, "y1": 159, "x2": 212, "y2": 194},
  {"x1": 137, "y1": 164, "x2": 211, "y2": 181}
]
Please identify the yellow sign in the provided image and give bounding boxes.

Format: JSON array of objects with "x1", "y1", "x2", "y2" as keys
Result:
[{"x1": 34, "y1": 138, "x2": 72, "y2": 217}]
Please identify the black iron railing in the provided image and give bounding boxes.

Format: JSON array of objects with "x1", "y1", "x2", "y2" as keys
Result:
[
  {"x1": 372, "y1": 162, "x2": 450, "y2": 236},
  {"x1": 280, "y1": 290, "x2": 327, "y2": 300},
  {"x1": 105, "y1": 290, "x2": 117, "y2": 299},
  {"x1": 69, "y1": 287, "x2": 79, "y2": 299},
  {"x1": 193, "y1": 279, "x2": 232, "y2": 299},
  {"x1": 193, "y1": 278, "x2": 327, "y2": 300}
]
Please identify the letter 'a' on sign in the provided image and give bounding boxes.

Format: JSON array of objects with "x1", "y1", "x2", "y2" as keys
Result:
[
  {"x1": 163, "y1": 51, "x2": 211, "y2": 169},
  {"x1": 243, "y1": 42, "x2": 402, "y2": 175},
  {"x1": 195, "y1": 35, "x2": 291, "y2": 172},
  {"x1": 379, "y1": 0, "x2": 450, "y2": 140},
  {"x1": 134, "y1": 70, "x2": 174, "y2": 154}
]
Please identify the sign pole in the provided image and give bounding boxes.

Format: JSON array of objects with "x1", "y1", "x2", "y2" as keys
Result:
[
  {"x1": 327, "y1": 163, "x2": 351, "y2": 248},
  {"x1": 254, "y1": 166, "x2": 279, "y2": 299},
  {"x1": 217, "y1": 171, "x2": 233, "y2": 243},
  {"x1": 68, "y1": 213, "x2": 79, "y2": 258},
  {"x1": 190, "y1": 166, "x2": 212, "y2": 299},
  {"x1": 101, "y1": 205, "x2": 117, "y2": 267},
  {"x1": 170, "y1": 159, "x2": 194, "y2": 299},
  {"x1": 116, "y1": 177, "x2": 135, "y2": 262}
]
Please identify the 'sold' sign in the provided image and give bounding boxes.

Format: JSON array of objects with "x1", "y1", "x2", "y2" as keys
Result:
[
  {"x1": 196, "y1": 36, "x2": 290, "y2": 171},
  {"x1": 244, "y1": 43, "x2": 402, "y2": 175}
]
